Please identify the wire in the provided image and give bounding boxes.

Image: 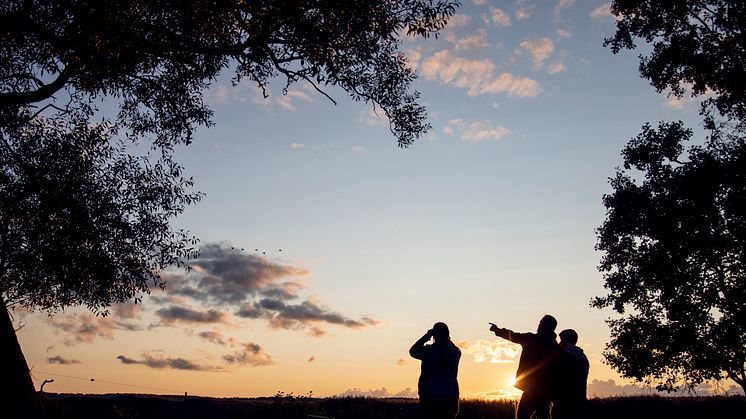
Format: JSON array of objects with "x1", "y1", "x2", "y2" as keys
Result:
[{"x1": 32, "y1": 370, "x2": 183, "y2": 394}]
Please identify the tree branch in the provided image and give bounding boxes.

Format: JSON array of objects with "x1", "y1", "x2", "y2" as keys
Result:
[{"x1": 0, "y1": 66, "x2": 76, "y2": 106}]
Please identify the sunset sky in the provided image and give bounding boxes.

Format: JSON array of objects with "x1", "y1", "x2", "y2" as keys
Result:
[{"x1": 16, "y1": 0, "x2": 737, "y2": 399}]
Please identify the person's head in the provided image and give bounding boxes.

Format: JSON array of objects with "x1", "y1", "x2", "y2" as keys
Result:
[
  {"x1": 559, "y1": 329, "x2": 578, "y2": 347},
  {"x1": 537, "y1": 315, "x2": 557, "y2": 334},
  {"x1": 431, "y1": 322, "x2": 450, "y2": 343}
]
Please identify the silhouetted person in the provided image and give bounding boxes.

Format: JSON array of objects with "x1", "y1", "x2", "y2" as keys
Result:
[
  {"x1": 490, "y1": 315, "x2": 559, "y2": 419},
  {"x1": 552, "y1": 329, "x2": 589, "y2": 419},
  {"x1": 410, "y1": 322, "x2": 461, "y2": 419}
]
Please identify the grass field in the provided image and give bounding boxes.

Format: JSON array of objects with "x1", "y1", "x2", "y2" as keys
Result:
[{"x1": 41, "y1": 392, "x2": 744, "y2": 418}]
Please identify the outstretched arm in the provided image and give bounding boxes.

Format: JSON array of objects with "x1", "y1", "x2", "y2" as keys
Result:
[
  {"x1": 489, "y1": 322, "x2": 515, "y2": 342},
  {"x1": 409, "y1": 329, "x2": 433, "y2": 360}
]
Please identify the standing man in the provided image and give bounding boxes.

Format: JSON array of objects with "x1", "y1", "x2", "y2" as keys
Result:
[
  {"x1": 489, "y1": 315, "x2": 559, "y2": 419},
  {"x1": 552, "y1": 329, "x2": 590, "y2": 419},
  {"x1": 410, "y1": 322, "x2": 461, "y2": 419}
]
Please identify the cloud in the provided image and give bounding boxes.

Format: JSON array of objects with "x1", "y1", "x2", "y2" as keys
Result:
[
  {"x1": 254, "y1": 298, "x2": 379, "y2": 330},
  {"x1": 335, "y1": 387, "x2": 417, "y2": 398},
  {"x1": 223, "y1": 342, "x2": 274, "y2": 366},
  {"x1": 515, "y1": 0, "x2": 534, "y2": 20},
  {"x1": 276, "y1": 90, "x2": 314, "y2": 111},
  {"x1": 554, "y1": 0, "x2": 575, "y2": 20},
  {"x1": 486, "y1": 7, "x2": 511, "y2": 27},
  {"x1": 461, "y1": 122, "x2": 511, "y2": 143},
  {"x1": 396, "y1": 358, "x2": 414, "y2": 366},
  {"x1": 358, "y1": 107, "x2": 389, "y2": 127},
  {"x1": 47, "y1": 312, "x2": 141, "y2": 345},
  {"x1": 556, "y1": 28, "x2": 572, "y2": 39},
  {"x1": 290, "y1": 142, "x2": 305, "y2": 150},
  {"x1": 547, "y1": 63, "x2": 567, "y2": 74},
  {"x1": 446, "y1": 13, "x2": 471, "y2": 28},
  {"x1": 197, "y1": 330, "x2": 228, "y2": 345},
  {"x1": 421, "y1": 50, "x2": 540, "y2": 97},
  {"x1": 456, "y1": 339, "x2": 520, "y2": 363},
  {"x1": 155, "y1": 305, "x2": 228, "y2": 325},
  {"x1": 453, "y1": 34, "x2": 490, "y2": 51},
  {"x1": 171, "y1": 242, "x2": 309, "y2": 304},
  {"x1": 444, "y1": 119, "x2": 511, "y2": 143},
  {"x1": 473, "y1": 0, "x2": 488, "y2": 5},
  {"x1": 47, "y1": 355, "x2": 81, "y2": 365},
  {"x1": 116, "y1": 353, "x2": 220, "y2": 371},
  {"x1": 590, "y1": 3, "x2": 615, "y2": 20},
  {"x1": 519, "y1": 38, "x2": 554, "y2": 69},
  {"x1": 308, "y1": 356, "x2": 316, "y2": 363},
  {"x1": 113, "y1": 301, "x2": 142, "y2": 319}
]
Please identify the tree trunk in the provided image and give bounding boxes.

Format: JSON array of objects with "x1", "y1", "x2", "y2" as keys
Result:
[{"x1": 1, "y1": 297, "x2": 45, "y2": 418}]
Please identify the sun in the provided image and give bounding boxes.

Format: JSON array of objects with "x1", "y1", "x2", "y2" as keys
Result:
[{"x1": 507, "y1": 377, "x2": 516, "y2": 387}]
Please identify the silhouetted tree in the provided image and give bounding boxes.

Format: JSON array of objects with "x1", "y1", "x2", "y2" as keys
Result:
[
  {"x1": 597, "y1": 0, "x2": 746, "y2": 395},
  {"x1": 593, "y1": 121, "x2": 746, "y2": 394},
  {"x1": 606, "y1": 0, "x2": 746, "y2": 120},
  {"x1": 1, "y1": 1, "x2": 458, "y2": 415}
]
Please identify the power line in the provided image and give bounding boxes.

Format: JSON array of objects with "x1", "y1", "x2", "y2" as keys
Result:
[{"x1": 32, "y1": 370, "x2": 182, "y2": 394}]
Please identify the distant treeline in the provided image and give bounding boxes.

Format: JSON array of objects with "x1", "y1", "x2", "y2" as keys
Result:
[{"x1": 42, "y1": 393, "x2": 745, "y2": 419}]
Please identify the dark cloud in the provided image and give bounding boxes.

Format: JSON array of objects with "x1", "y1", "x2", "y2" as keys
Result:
[
  {"x1": 235, "y1": 304, "x2": 267, "y2": 319},
  {"x1": 258, "y1": 298, "x2": 379, "y2": 328},
  {"x1": 308, "y1": 356, "x2": 315, "y2": 363},
  {"x1": 113, "y1": 301, "x2": 142, "y2": 319},
  {"x1": 197, "y1": 331, "x2": 227, "y2": 345},
  {"x1": 155, "y1": 305, "x2": 228, "y2": 325},
  {"x1": 47, "y1": 355, "x2": 81, "y2": 365},
  {"x1": 222, "y1": 342, "x2": 274, "y2": 366},
  {"x1": 170, "y1": 242, "x2": 309, "y2": 304},
  {"x1": 47, "y1": 313, "x2": 140, "y2": 345},
  {"x1": 116, "y1": 353, "x2": 220, "y2": 372}
]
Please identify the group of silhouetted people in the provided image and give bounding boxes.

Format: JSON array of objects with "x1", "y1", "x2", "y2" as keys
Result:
[{"x1": 410, "y1": 315, "x2": 589, "y2": 419}]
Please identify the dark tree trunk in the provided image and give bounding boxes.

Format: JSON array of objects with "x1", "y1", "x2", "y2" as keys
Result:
[{"x1": 1, "y1": 297, "x2": 45, "y2": 418}]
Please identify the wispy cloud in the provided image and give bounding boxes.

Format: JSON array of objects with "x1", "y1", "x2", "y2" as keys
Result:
[
  {"x1": 453, "y1": 34, "x2": 490, "y2": 51},
  {"x1": 515, "y1": 0, "x2": 534, "y2": 20},
  {"x1": 197, "y1": 330, "x2": 229, "y2": 346},
  {"x1": 519, "y1": 38, "x2": 555, "y2": 70},
  {"x1": 590, "y1": 3, "x2": 616, "y2": 20},
  {"x1": 446, "y1": 13, "x2": 472, "y2": 28},
  {"x1": 47, "y1": 313, "x2": 141, "y2": 346},
  {"x1": 421, "y1": 50, "x2": 541, "y2": 97},
  {"x1": 223, "y1": 342, "x2": 274, "y2": 366},
  {"x1": 290, "y1": 142, "x2": 305, "y2": 150},
  {"x1": 276, "y1": 90, "x2": 314, "y2": 111},
  {"x1": 47, "y1": 355, "x2": 81, "y2": 365},
  {"x1": 116, "y1": 353, "x2": 221, "y2": 372},
  {"x1": 547, "y1": 62, "x2": 567, "y2": 74},
  {"x1": 444, "y1": 119, "x2": 511, "y2": 143},
  {"x1": 486, "y1": 7, "x2": 511, "y2": 27},
  {"x1": 554, "y1": 0, "x2": 575, "y2": 20}
]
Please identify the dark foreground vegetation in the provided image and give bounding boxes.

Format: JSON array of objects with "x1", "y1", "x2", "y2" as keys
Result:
[{"x1": 42, "y1": 393, "x2": 744, "y2": 419}]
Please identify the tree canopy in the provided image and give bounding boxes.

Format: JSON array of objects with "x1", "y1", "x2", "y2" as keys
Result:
[
  {"x1": 0, "y1": 0, "x2": 458, "y2": 319},
  {"x1": 1, "y1": 0, "x2": 458, "y2": 149},
  {"x1": 0, "y1": 2, "x2": 458, "y2": 414},
  {"x1": 597, "y1": 0, "x2": 746, "y2": 394},
  {"x1": 594, "y1": 121, "x2": 746, "y2": 393},
  {"x1": 606, "y1": 0, "x2": 746, "y2": 120}
]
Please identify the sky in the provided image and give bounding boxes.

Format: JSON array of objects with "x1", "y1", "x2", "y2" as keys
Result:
[{"x1": 16, "y1": 0, "x2": 740, "y2": 399}]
